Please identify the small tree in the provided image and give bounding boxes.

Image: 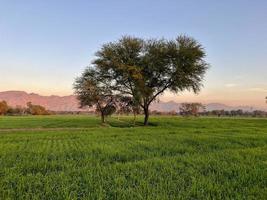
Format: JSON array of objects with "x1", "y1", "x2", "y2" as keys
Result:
[
  {"x1": 116, "y1": 96, "x2": 141, "y2": 124},
  {"x1": 0, "y1": 101, "x2": 9, "y2": 115},
  {"x1": 179, "y1": 103, "x2": 205, "y2": 116},
  {"x1": 26, "y1": 102, "x2": 50, "y2": 115},
  {"x1": 7, "y1": 106, "x2": 26, "y2": 116},
  {"x1": 74, "y1": 67, "x2": 117, "y2": 123},
  {"x1": 93, "y1": 35, "x2": 208, "y2": 125}
]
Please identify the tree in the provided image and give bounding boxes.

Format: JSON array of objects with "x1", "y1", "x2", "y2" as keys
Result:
[
  {"x1": 26, "y1": 102, "x2": 50, "y2": 115},
  {"x1": 74, "y1": 67, "x2": 117, "y2": 123},
  {"x1": 179, "y1": 103, "x2": 205, "y2": 116},
  {"x1": 7, "y1": 106, "x2": 26, "y2": 116},
  {"x1": 93, "y1": 35, "x2": 208, "y2": 125},
  {"x1": 116, "y1": 96, "x2": 141, "y2": 124},
  {"x1": 0, "y1": 101, "x2": 9, "y2": 115}
]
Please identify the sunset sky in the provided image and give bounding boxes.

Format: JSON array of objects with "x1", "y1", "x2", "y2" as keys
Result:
[{"x1": 0, "y1": 0, "x2": 266, "y2": 108}]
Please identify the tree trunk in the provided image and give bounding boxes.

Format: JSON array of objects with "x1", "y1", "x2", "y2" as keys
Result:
[
  {"x1": 133, "y1": 112, "x2": 136, "y2": 125},
  {"x1": 101, "y1": 112, "x2": 105, "y2": 124},
  {"x1": 144, "y1": 107, "x2": 149, "y2": 126}
]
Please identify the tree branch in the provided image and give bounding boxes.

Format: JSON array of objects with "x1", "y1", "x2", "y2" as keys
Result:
[{"x1": 148, "y1": 81, "x2": 172, "y2": 105}]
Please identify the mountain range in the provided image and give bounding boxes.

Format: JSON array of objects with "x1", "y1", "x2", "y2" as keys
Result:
[{"x1": 0, "y1": 91, "x2": 260, "y2": 112}]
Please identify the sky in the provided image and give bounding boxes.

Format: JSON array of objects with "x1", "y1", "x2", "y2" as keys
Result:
[{"x1": 0, "y1": 0, "x2": 267, "y2": 108}]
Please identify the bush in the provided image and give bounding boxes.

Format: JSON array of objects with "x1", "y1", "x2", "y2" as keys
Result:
[
  {"x1": 0, "y1": 101, "x2": 9, "y2": 115},
  {"x1": 26, "y1": 102, "x2": 50, "y2": 115},
  {"x1": 6, "y1": 106, "x2": 27, "y2": 116}
]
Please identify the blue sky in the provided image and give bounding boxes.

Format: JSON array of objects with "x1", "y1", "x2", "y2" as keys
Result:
[{"x1": 0, "y1": 0, "x2": 267, "y2": 107}]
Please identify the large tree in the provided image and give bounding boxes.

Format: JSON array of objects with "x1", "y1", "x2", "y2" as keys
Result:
[
  {"x1": 93, "y1": 35, "x2": 209, "y2": 125},
  {"x1": 74, "y1": 67, "x2": 117, "y2": 123}
]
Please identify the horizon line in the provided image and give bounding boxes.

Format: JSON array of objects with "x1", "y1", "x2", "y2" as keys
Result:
[{"x1": 0, "y1": 90, "x2": 265, "y2": 110}]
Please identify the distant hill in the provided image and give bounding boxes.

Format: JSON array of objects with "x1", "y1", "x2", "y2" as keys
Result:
[
  {"x1": 0, "y1": 91, "x2": 82, "y2": 111},
  {"x1": 150, "y1": 101, "x2": 254, "y2": 112},
  {"x1": 0, "y1": 91, "x2": 260, "y2": 112}
]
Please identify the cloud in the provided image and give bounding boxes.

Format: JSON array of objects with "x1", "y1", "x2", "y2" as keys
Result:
[
  {"x1": 225, "y1": 83, "x2": 237, "y2": 88},
  {"x1": 248, "y1": 88, "x2": 267, "y2": 92}
]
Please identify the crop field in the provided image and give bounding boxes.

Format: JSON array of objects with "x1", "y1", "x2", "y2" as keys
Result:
[{"x1": 0, "y1": 115, "x2": 267, "y2": 199}]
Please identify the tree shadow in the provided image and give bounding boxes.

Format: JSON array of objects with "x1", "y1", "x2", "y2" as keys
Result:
[
  {"x1": 107, "y1": 118, "x2": 159, "y2": 128},
  {"x1": 107, "y1": 120, "x2": 142, "y2": 128}
]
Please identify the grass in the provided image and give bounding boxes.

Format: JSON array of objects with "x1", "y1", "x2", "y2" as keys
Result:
[{"x1": 0, "y1": 115, "x2": 267, "y2": 199}]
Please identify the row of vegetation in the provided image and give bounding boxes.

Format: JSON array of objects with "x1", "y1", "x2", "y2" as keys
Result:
[
  {"x1": 0, "y1": 101, "x2": 50, "y2": 115},
  {"x1": 178, "y1": 103, "x2": 267, "y2": 117},
  {"x1": 1, "y1": 100, "x2": 266, "y2": 118},
  {"x1": 201, "y1": 109, "x2": 267, "y2": 117}
]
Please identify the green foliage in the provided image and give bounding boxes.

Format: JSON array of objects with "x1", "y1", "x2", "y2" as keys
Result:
[
  {"x1": 116, "y1": 96, "x2": 141, "y2": 115},
  {"x1": 96, "y1": 104, "x2": 116, "y2": 116},
  {"x1": 93, "y1": 35, "x2": 209, "y2": 125},
  {"x1": 74, "y1": 68, "x2": 117, "y2": 123},
  {"x1": 0, "y1": 116, "x2": 267, "y2": 199}
]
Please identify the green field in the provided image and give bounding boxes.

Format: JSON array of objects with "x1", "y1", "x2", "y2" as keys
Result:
[{"x1": 0, "y1": 115, "x2": 267, "y2": 199}]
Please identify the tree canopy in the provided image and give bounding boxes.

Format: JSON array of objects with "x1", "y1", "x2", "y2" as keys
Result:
[
  {"x1": 92, "y1": 35, "x2": 209, "y2": 125},
  {"x1": 179, "y1": 103, "x2": 205, "y2": 116},
  {"x1": 74, "y1": 68, "x2": 117, "y2": 123}
]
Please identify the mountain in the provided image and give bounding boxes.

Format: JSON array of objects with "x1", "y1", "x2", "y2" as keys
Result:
[
  {"x1": 0, "y1": 91, "x2": 82, "y2": 111},
  {"x1": 150, "y1": 101, "x2": 254, "y2": 112},
  {"x1": 0, "y1": 91, "x2": 262, "y2": 112}
]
